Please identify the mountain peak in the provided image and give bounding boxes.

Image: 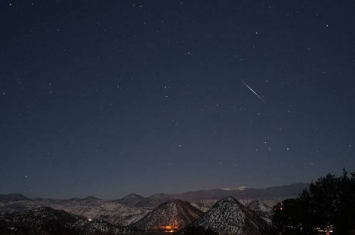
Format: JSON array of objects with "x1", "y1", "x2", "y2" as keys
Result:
[
  {"x1": 191, "y1": 197, "x2": 269, "y2": 234},
  {"x1": 0, "y1": 193, "x2": 31, "y2": 202},
  {"x1": 133, "y1": 199, "x2": 203, "y2": 232},
  {"x1": 83, "y1": 196, "x2": 100, "y2": 201},
  {"x1": 218, "y1": 196, "x2": 238, "y2": 203},
  {"x1": 118, "y1": 193, "x2": 145, "y2": 207},
  {"x1": 0, "y1": 206, "x2": 126, "y2": 235},
  {"x1": 123, "y1": 193, "x2": 144, "y2": 199},
  {"x1": 248, "y1": 200, "x2": 272, "y2": 212}
]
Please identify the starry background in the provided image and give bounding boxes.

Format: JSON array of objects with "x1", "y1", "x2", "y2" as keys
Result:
[{"x1": 0, "y1": 0, "x2": 354, "y2": 199}]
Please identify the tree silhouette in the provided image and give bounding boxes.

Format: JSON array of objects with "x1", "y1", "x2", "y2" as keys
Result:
[{"x1": 272, "y1": 169, "x2": 355, "y2": 235}]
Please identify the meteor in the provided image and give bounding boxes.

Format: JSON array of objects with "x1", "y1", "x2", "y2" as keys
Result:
[{"x1": 240, "y1": 79, "x2": 264, "y2": 102}]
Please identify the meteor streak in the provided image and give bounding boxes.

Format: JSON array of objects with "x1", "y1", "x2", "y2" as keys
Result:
[{"x1": 240, "y1": 79, "x2": 264, "y2": 102}]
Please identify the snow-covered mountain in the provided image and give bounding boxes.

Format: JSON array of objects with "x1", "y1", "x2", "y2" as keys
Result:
[
  {"x1": 247, "y1": 200, "x2": 274, "y2": 224},
  {"x1": 134, "y1": 193, "x2": 187, "y2": 208},
  {"x1": 248, "y1": 200, "x2": 272, "y2": 213},
  {"x1": 0, "y1": 196, "x2": 278, "y2": 235},
  {"x1": 116, "y1": 183, "x2": 307, "y2": 210},
  {"x1": 132, "y1": 199, "x2": 203, "y2": 232},
  {"x1": 56, "y1": 199, "x2": 150, "y2": 226},
  {"x1": 0, "y1": 182, "x2": 307, "y2": 230},
  {"x1": 181, "y1": 182, "x2": 309, "y2": 200},
  {"x1": 189, "y1": 197, "x2": 269, "y2": 235},
  {"x1": 73, "y1": 218, "x2": 127, "y2": 235},
  {"x1": 0, "y1": 206, "x2": 129, "y2": 235},
  {"x1": 0, "y1": 196, "x2": 150, "y2": 226},
  {"x1": 0, "y1": 206, "x2": 79, "y2": 228},
  {"x1": 190, "y1": 199, "x2": 217, "y2": 212}
]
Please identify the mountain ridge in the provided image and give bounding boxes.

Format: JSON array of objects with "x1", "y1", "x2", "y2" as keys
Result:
[
  {"x1": 0, "y1": 182, "x2": 308, "y2": 202},
  {"x1": 0, "y1": 197, "x2": 275, "y2": 234}
]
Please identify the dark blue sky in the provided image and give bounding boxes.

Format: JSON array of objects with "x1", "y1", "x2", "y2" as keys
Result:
[{"x1": 1, "y1": 0, "x2": 354, "y2": 199}]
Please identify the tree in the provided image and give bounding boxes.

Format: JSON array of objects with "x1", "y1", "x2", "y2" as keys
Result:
[{"x1": 272, "y1": 169, "x2": 355, "y2": 235}]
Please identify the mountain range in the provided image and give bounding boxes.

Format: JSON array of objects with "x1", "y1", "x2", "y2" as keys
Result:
[
  {"x1": 0, "y1": 182, "x2": 309, "y2": 235},
  {"x1": 0, "y1": 198, "x2": 272, "y2": 235},
  {"x1": 117, "y1": 182, "x2": 308, "y2": 208}
]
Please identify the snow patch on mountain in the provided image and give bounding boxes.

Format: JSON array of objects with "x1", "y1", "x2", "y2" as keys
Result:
[
  {"x1": 247, "y1": 200, "x2": 274, "y2": 224},
  {"x1": 220, "y1": 186, "x2": 247, "y2": 191},
  {"x1": 0, "y1": 197, "x2": 150, "y2": 226},
  {"x1": 0, "y1": 207, "x2": 136, "y2": 234},
  {"x1": 191, "y1": 197, "x2": 269, "y2": 235}
]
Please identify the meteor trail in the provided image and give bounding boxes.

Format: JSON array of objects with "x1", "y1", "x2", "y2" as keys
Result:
[{"x1": 240, "y1": 79, "x2": 264, "y2": 102}]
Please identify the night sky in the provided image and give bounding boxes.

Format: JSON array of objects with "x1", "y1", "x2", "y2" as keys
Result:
[{"x1": 1, "y1": 0, "x2": 354, "y2": 199}]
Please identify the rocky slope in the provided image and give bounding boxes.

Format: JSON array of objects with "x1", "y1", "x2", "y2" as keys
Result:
[
  {"x1": 132, "y1": 199, "x2": 203, "y2": 232},
  {"x1": 190, "y1": 197, "x2": 269, "y2": 235},
  {"x1": 0, "y1": 182, "x2": 306, "y2": 229},
  {"x1": 0, "y1": 196, "x2": 150, "y2": 226},
  {"x1": 0, "y1": 206, "x2": 126, "y2": 235},
  {"x1": 247, "y1": 200, "x2": 274, "y2": 224},
  {"x1": 190, "y1": 200, "x2": 217, "y2": 212}
]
